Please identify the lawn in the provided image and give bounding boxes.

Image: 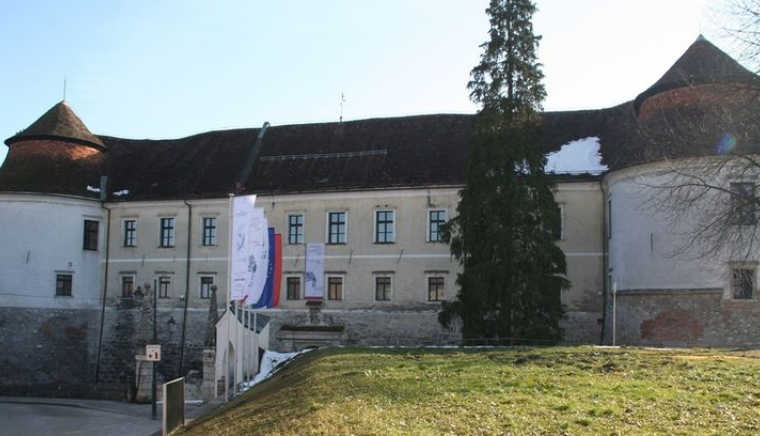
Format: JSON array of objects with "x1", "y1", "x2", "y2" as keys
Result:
[{"x1": 180, "y1": 346, "x2": 760, "y2": 436}]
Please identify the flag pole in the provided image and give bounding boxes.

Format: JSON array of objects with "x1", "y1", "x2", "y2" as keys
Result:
[{"x1": 225, "y1": 193, "x2": 234, "y2": 402}]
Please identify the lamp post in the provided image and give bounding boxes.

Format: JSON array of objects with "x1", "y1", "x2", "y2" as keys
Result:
[{"x1": 134, "y1": 282, "x2": 158, "y2": 420}]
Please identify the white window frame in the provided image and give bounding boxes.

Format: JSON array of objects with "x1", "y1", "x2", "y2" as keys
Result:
[
  {"x1": 287, "y1": 214, "x2": 305, "y2": 245},
  {"x1": 55, "y1": 272, "x2": 74, "y2": 297},
  {"x1": 326, "y1": 211, "x2": 348, "y2": 245},
  {"x1": 199, "y1": 275, "x2": 216, "y2": 299},
  {"x1": 121, "y1": 274, "x2": 136, "y2": 298},
  {"x1": 326, "y1": 274, "x2": 345, "y2": 301},
  {"x1": 284, "y1": 274, "x2": 303, "y2": 300},
  {"x1": 425, "y1": 273, "x2": 447, "y2": 303},
  {"x1": 374, "y1": 209, "x2": 396, "y2": 244},
  {"x1": 157, "y1": 275, "x2": 172, "y2": 298},
  {"x1": 427, "y1": 209, "x2": 447, "y2": 242},
  {"x1": 201, "y1": 217, "x2": 217, "y2": 247},
  {"x1": 123, "y1": 219, "x2": 137, "y2": 247},
  {"x1": 373, "y1": 273, "x2": 393, "y2": 302},
  {"x1": 159, "y1": 217, "x2": 176, "y2": 248}
]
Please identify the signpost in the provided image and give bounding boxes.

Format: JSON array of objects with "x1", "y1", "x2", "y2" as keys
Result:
[{"x1": 146, "y1": 345, "x2": 162, "y2": 362}]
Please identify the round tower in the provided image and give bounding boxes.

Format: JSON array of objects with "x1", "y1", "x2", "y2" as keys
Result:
[
  {"x1": 0, "y1": 101, "x2": 106, "y2": 196},
  {"x1": 0, "y1": 102, "x2": 108, "y2": 392},
  {"x1": 634, "y1": 35, "x2": 758, "y2": 121}
]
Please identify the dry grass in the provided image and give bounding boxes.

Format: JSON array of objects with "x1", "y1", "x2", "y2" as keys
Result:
[{"x1": 179, "y1": 346, "x2": 760, "y2": 436}]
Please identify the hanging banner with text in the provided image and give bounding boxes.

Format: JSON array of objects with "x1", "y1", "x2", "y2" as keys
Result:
[
  {"x1": 304, "y1": 243, "x2": 325, "y2": 300},
  {"x1": 230, "y1": 196, "x2": 269, "y2": 303}
]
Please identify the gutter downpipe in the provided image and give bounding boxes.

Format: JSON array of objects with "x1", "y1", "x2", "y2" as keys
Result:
[
  {"x1": 599, "y1": 175, "x2": 609, "y2": 345},
  {"x1": 179, "y1": 200, "x2": 193, "y2": 377},
  {"x1": 95, "y1": 176, "x2": 110, "y2": 383}
]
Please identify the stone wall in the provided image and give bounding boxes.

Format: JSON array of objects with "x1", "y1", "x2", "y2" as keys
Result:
[
  {"x1": 264, "y1": 308, "x2": 461, "y2": 352},
  {"x1": 0, "y1": 308, "x2": 97, "y2": 385},
  {"x1": 0, "y1": 307, "x2": 114, "y2": 397},
  {"x1": 561, "y1": 311, "x2": 603, "y2": 345},
  {"x1": 609, "y1": 289, "x2": 760, "y2": 347},
  {"x1": 0, "y1": 304, "x2": 212, "y2": 400}
]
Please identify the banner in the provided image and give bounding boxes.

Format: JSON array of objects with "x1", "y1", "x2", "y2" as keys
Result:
[
  {"x1": 254, "y1": 228, "x2": 277, "y2": 309},
  {"x1": 304, "y1": 243, "x2": 325, "y2": 300},
  {"x1": 230, "y1": 196, "x2": 268, "y2": 302}
]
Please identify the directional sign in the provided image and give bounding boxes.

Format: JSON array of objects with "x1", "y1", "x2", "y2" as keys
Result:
[{"x1": 146, "y1": 344, "x2": 161, "y2": 362}]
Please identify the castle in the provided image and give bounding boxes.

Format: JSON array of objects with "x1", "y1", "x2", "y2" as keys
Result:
[{"x1": 1, "y1": 36, "x2": 759, "y2": 399}]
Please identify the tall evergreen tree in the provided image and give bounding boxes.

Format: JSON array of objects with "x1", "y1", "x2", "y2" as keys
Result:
[{"x1": 439, "y1": 0, "x2": 568, "y2": 342}]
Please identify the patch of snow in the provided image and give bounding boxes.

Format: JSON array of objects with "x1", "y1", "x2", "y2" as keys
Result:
[
  {"x1": 545, "y1": 136, "x2": 607, "y2": 175},
  {"x1": 242, "y1": 349, "x2": 311, "y2": 391},
  {"x1": 112, "y1": 189, "x2": 130, "y2": 197},
  {"x1": 86, "y1": 185, "x2": 101, "y2": 193}
]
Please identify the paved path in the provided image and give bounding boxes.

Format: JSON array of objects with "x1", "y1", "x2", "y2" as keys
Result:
[
  {"x1": 0, "y1": 397, "x2": 162, "y2": 436},
  {"x1": 0, "y1": 395, "x2": 219, "y2": 436}
]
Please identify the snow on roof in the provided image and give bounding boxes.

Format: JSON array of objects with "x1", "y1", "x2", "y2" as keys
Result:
[{"x1": 545, "y1": 136, "x2": 607, "y2": 175}]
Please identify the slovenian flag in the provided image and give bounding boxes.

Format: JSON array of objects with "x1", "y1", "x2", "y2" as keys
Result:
[{"x1": 253, "y1": 228, "x2": 282, "y2": 308}]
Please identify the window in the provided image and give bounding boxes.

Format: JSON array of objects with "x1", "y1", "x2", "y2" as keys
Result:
[
  {"x1": 122, "y1": 276, "x2": 135, "y2": 298},
  {"x1": 552, "y1": 205, "x2": 564, "y2": 240},
  {"x1": 732, "y1": 267, "x2": 755, "y2": 299},
  {"x1": 123, "y1": 220, "x2": 137, "y2": 247},
  {"x1": 288, "y1": 214, "x2": 304, "y2": 245},
  {"x1": 286, "y1": 276, "x2": 301, "y2": 300},
  {"x1": 160, "y1": 218, "x2": 175, "y2": 247},
  {"x1": 202, "y1": 217, "x2": 217, "y2": 246},
  {"x1": 428, "y1": 209, "x2": 447, "y2": 242},
  {"x1": 327, "y1": 212, "x2": 347, "y2": 244},
  {"x1": 375, "y1": 276, "x2": 391, "y2": 301},
  {"x1": 83, "y1": 220, "x2": 99, "y2": 251},
  {"x1": 200, "y1": 276, "x2": 215, "y2": 299},
  {"x1": 428, "y1": 276, "x2": 445, "y2": 302},
  {"x1": 375, "y1": 210, "x2": 395, "y2": 243},
  {"x1": 158, "y1": 276, "x2": 171, "y2": 298},
  {"x1": 731, "y1": 183, "x2": 756, "y2": 225},
  {"x1": 56, "y1": 274, "x2": 72, "y2": 296},
  {"x1": 327, "y1": 276, "x2": 343, "y2": 300}
]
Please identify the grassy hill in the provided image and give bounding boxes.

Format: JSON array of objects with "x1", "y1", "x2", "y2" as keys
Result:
[{"x1": 180, "y1": 346, "x2": 760, "y2": 435}]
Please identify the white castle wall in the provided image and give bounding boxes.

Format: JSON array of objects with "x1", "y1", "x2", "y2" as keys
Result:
[
  {"x1": 0, "y1": 193, "x2": 105, "y2": 309},
  {"x1": 606, "y1": 160, "x2": 728, "y2": 293}
]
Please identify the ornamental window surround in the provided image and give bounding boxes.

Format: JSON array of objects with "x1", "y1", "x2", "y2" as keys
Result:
[
  {"x1": 160, "y1": 218, "x2": 175, "y2": 248},
  {"x1": 327, "y1": 212, "x2": 347, "y2": 245},
  {"x1": 288, "y1": 214, "x2": 304, "y2": 245},
  {"x1": 202, "y1": 217, "x2": 217, "y2": 246},
  {"x1": 428, "y1": 209, "x2": 447, "y2": 242},
  {"x1": 123, "y1": 219, "x2": 137, "y2": 247},
  {"x1": 375, "y1": 210, "x2": 395, "y2": 244}
]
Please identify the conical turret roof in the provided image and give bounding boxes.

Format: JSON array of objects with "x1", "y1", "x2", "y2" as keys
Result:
[
  {"x1": 5, "y1": 101, "x2": 105, "y2": 149},
  {"x1": 634, "y1": 36, "x2": 757, "y2": 113}
]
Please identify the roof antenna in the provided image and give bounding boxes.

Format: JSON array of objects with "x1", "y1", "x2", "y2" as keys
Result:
[
  {"x1": 340, "y1": 93, "x2": 345, "y2": 123},
  {"x1": 62, "y1": 77, "x2": 67, "y2": 101}
]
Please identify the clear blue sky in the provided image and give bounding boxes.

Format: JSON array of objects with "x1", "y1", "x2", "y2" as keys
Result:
[{"x1": 0, "y1": 0, "x2": 725, "y2": 165}]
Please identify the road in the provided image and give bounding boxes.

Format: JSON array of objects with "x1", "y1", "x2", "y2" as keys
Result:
[{"x1": 0, "y1": 397, "x2": 161, "y2": 436}]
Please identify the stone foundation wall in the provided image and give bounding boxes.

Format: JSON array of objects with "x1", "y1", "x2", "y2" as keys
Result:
[
  {"x1": 0, "y1": 304, "x2": 212, "y2": 400},
  {"x1": 561, "y1": 311, "x2": 603, "y2": 345},
  {"x1": 0, "y1": 308, "x2": 99, "y2": 387},
  {"x1": 609, "y1": 289, "x2": 760, "y2": 347},
  {"x1": 263, "y1": 309, "x2": 461, "y2": 352}
]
